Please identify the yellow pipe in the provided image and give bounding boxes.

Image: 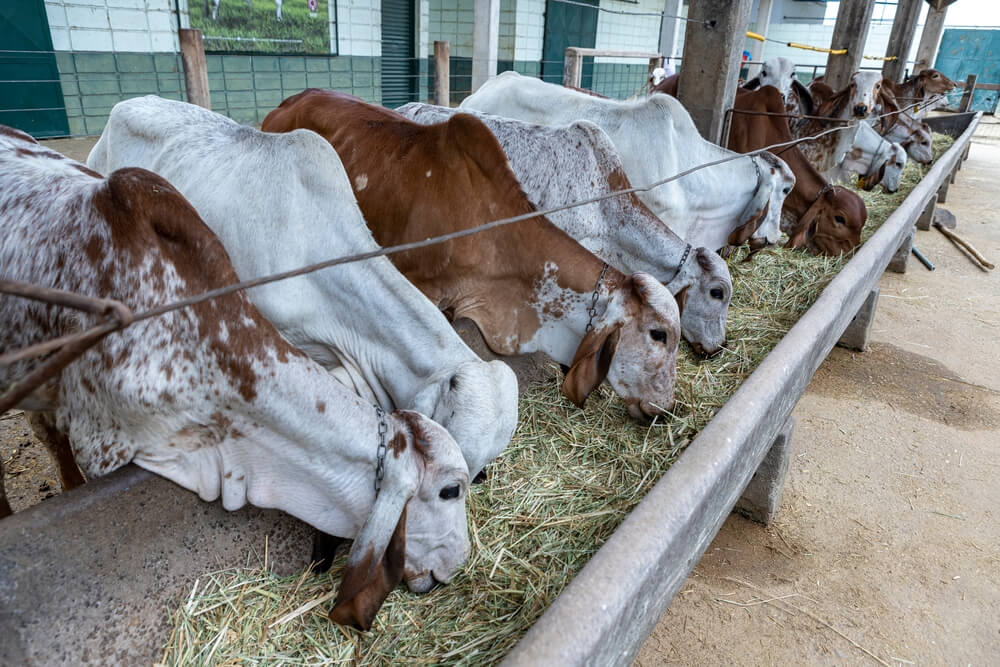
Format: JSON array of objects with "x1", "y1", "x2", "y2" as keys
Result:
[
  {"x1": 746, "y1": 31, "x2": 766, "y2": 42},
  {"x1": 786, "y1": 42, "x2": 848, "y2": 55},
  {"x1": 863, "y1": 55, "x2": 897, "y2": 61}
]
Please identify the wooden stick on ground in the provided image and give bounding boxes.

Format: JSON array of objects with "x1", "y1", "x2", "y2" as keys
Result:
[{"x1": 934, "y1": 223, "x2": 996, "y2": 271}]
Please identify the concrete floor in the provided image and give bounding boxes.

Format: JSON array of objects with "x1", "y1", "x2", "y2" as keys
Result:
[{"x1": 638, "y1": 121, "x2": 1000, "y2": 665}]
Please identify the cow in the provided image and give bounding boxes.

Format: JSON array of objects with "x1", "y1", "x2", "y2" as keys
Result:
[
  {"x1": 882, "y1": 69, "x2": 958, "y2": 120},
  {"x1": 871, "y1": 90, "x2": 935, "y2": 165},
  {"x1": 726, "y1": 87, "x2": 868, "y2": 256},
  {"x1": 743, "y1": 56, "x2": 813, "y2": 114},
  {"x1": 460, "y1": 71, "x2": 796, "y2": 254},
  {"x1": 396, "y1": 101, "x2": 732, "y2": 357},
  {"x1": 0, "y1": 125, "x2": 471, "y2": 629},
  {"x1": 262, "y1": 89, "x2": 681, "y2": 420},
  {"x1": 88, "y1": 96, "x2": 519, "y2": 482},
  {"x1": 834, "y1": 121, "x2": 909, "y2": 193}
]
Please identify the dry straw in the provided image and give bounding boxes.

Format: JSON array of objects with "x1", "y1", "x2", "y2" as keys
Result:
[{"x1": 160, "y1": 134, "x2": 954, "y2": 666}]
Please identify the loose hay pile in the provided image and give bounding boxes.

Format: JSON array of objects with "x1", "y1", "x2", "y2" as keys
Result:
[{"x1": 161, "y1": 134, "x2": 954, "y2": 665}]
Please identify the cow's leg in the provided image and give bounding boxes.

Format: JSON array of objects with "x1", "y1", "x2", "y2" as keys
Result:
[
  {"x1": 26, "y1": 412, "x2": 85, "y2": 491},
  {"x1": 734, "y1": 416, "x2": 794, "y2": 524},
  {"x1": 311, "y1": 530, "x2": 347, "y2": 573},
  {"x1": 836, "y1": 287, "x2": 879, "y2": 352}
]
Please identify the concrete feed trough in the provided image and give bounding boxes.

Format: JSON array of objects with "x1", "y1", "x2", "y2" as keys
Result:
[{"x1": 0, "y1": 112, "x2": 981, "y2": 665}]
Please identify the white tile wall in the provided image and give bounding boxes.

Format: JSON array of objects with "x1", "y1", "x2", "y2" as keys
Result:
[
  {"x1": 594, "y1": 0, "x2": 660, "y2": 64},
  {"x1": 337, "y1": 0, "x2": 381, "y2": 57},
  {"x1": 48, "y1": 0, "x2": 180, "y2": 52},
  {"x1": 429, "y1": 0, "x2": 475, "y2": 58},
  {"x1": 513, "y1": 0, "x2": 543, "y2": 62}
]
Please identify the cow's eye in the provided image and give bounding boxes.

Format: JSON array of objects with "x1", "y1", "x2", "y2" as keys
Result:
[
  {"x1": 439, "y1": 484, "x2": 461, "y2": 500},
  {"x1": 649, "y1": 329, "x2": 668, "y2": 343},
  {"x1": 761, "y1": 69, "x2": 768, "y2": 77},
  {"x1": 710, "y1": 288, "x2": 724, "y2": 300},
  {"x1": 782, "y1": 186, "x2": 791, "y2": 195},
  {"x1": 835, "y1": 215, "x2": 847, "y2": 225}
]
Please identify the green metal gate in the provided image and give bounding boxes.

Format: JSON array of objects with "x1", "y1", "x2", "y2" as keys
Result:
[
  {"x1": 381, "y1": 0, "x2": 416, "y2": 107},
  {"x1": 542, "y1": 0, "x2": 598, "y2": 87},
  {"x1": 0, "y1": 0, "x2": 69, "y2": 137}
]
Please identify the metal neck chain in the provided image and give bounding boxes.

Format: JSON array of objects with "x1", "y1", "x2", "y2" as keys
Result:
[
  {"x1": 585, "y1": 263, "x2": 610, "y2": 334},
  {"x1": 666, "y1": 243, "x2": 693, "y2": 285},
  {"x1": 373, "y1": 405, "x2": 388, "y2": 496}
]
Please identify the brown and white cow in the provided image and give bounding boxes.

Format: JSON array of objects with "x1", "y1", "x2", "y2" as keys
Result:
[
  {"x1": 262, "y1": 89, "x2": 681, "y2": 419},
  {"x1": 0, "y1": 126, "x2": 471, "y2": 629},
  {"x1": 882, "y1": 69, "x2": 958, "y2": 120},
  {"x1": 727, "y1": 87, "x2": 868, "y2": 256}
]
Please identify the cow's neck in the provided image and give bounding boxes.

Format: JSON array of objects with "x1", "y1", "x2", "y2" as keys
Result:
[{"x1": 132, "y1": 352, "x2": 382, "y2": 538}]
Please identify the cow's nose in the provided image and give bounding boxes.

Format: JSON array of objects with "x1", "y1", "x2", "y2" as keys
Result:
[{"x1": 853, "y1": 104, "x2": 868, "y2": 117}]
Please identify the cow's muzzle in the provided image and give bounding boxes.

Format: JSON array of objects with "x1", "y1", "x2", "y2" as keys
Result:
[{"x1": 852, "y1": 104, "x2": 868, "y2": 118}]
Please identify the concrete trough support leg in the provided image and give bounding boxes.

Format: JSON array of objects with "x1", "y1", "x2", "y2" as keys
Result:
[
  {"x1": 837, "y1": 287, "x2": 879, "y2": 352},
  {"x1": 916, "y1": 195, "x2": 937, "y2": 231},
  {"x1": 735, "y1": 416, "x2": 795, "y2": 524},
  {"x1": 937, "y1": 180, "x2": 950, "y2": 204},
  {"x1": 888, "y1": 224, "x2": 916, "y2": 273}
]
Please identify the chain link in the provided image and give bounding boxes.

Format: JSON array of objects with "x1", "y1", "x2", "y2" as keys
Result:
[
  {"x1": 585, "y1": 263, "x2": 610, "y2": 334},
  {"x1": 374, "y1": 405, "x2": 388, "y2": 496}
]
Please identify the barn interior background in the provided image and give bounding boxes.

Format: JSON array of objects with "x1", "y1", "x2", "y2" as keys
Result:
[{"x1": 1, "y1": 0, "x2": 997, "y2": 140}]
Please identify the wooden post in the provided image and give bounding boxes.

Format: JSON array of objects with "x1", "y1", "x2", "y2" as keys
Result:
[
  {"x1": 434, "y1": 41, "x2": 450, "y2": 107},
  {"x1": 959, "y1": 74, "x2": 978, "y2": 112},
  {"x1": 471, "y1": 0, "x2": 499, "y2": 92},
  {"x1": 178, "y1": 29, "x2": 210, "y2": 109},
  {"x1": 882, "y1": 0, "x2": 922, "y2": 82},
  {"x1": 677, "y1": 0, "x2": 753, "y2": 144},
  {"x1": 914, "y1": 6, "x2": 949, "y2": 75},
  {"x1": 563, "y1": 48, "x2": 583, "y2": 88},
  {"x1": 824, "y1": 0, "x2": 876, "y2": 92}
]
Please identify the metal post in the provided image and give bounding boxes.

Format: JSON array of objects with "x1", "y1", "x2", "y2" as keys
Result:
[
  {"x1": 824, "y1": 0, "x2": 877, "y2": 91},
  {"x1": 914, "y1": 7, "x2": 949, "y2": 74},
  {"x1": 434, "y1": 41, "x2": 450, "y2": 107},
  {"x1": 959, "y1": 74, "x2": 978, "y2": 112},
  {"x1": 563, "y1": 48, "x2": 583, "y2": 88},
  {"x1": 677, "y1": 0, "x2": 753, "y2": 144},
  {"x1": 178, "y1": 29, "x2": 211, "y2": 109},
  {"x1": 471, "y1": 0, "x2": 499, "y2": 92},
  {"x1": 658, "y1": 0, "x2": 684, "y2": 65},
  {"x1": 882, "y1": 0, "x2": 922, "y2": 82},
  {"x1": 746, "y1": 0, "x2": 774, "y2": 79}
]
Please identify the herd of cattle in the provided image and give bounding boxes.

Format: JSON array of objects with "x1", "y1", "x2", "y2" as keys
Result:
[{"x1": 0, "y1": 57, "x2": 955, "y2": 629}]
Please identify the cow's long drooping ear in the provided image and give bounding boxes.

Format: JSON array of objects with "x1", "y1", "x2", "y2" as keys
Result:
[
  {"x1": 791, "y1": 79, "x2": 814, "y2": 115},
  {"x1": 329, "y1": 431, "x2": 416, "y2": 631},
  {"x1": 786, "y1": 216, "x2": 817, "y2": 250},
  {"x1": 860, "y1": 160, "x2": 887, "y2": 191},
  {"x1": 561, "y1": 323, "x2": 622, "y2": 408},
  {"x1": 729, "y1": 201, "x2": 770, "y2": 246}
]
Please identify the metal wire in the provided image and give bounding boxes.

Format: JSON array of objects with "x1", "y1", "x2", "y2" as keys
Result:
[{"x1": 548, "y1": 0, "x2": 704, "y2": 22}]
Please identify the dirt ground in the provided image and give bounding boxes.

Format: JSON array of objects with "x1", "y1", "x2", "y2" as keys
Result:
[
  {"x1": 4, "y1": 123, "x2": 999, "y2": 664},
  {"x1": 638, "y1": 122, "x2": 1000, "y2": 665}
]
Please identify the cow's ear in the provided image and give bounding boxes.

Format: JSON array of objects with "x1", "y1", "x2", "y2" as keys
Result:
[
  {"x1": 792, "y1": 79, "x2": 814, "y2": 115},
  {"x1": 695, "y1": 247, "x2": 714, "y2": 272},
  {"x1": 561, "y1": 323, "x2": 622, "y2": 408},
  {"x1": 728, "y1": 201, "x2": 770, "y2": 246},
  {"x1": 744, "y1": 76, "x2": 760, "y2": 90},
  {"x1": 445, "y1": 113, "x2": 511, "y2": 177},
  {"x1": 786, "y1": 217, "x2": 816, "y2": 250}
]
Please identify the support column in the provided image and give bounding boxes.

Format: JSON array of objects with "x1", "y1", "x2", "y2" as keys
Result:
[
  {"x1": 735, "y1": 416, "x2": 795, "y2": 524},
  {"x1": 837, "y1": 287, "x2": 879, "y2": 352},
  {"x1": 882, "y1": 0, "x2": 922, "y2": 82},
  {"x1": 746, "y1": 0, "x2": 774, "y2": 79},
  {"x1": 916, "y1": 194, "x2": 937, "y2": 231},
  {"x1": 471, "y1": 0, "x2": 500, "y2": 93},
  {"x1": 824, "y1": 0, "x2": 876, "y2": 92},
  {"x1": 658, "y1": 0, "x2": 684, "y2": 65},
  {"x1": 178, "y1": 29, "x2": 210, "y2": 109},
  {"x1": 914, "y1": 7, "x2": 949, "y2": 74},
  {"x1": 888, "y1": 225, "x2": 915, "y2": 273},
  {"x1": 677, "y1": 0, "x2": 753, "y2": 144}
]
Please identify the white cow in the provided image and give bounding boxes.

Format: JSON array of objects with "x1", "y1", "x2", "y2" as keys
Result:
[
  {"x1": 0, "y1": 126, "x2": 468, "y2": 628},
  {"x1": 744, "y1": 56, "x2": 813, "y2": 111},
  {"x1": 879, "y1": 110, "x2": 934, "y2": 165},
  {"x1": 397, "y1": 102, "x2": 732, "y2": 357},
  {"x1": 88, "y1": 96, "x2": 518, "y2": 480},
  {"x1": 461, "y1": 71, "x2": 795, "y2": 253},
  {"x1": 833, "y1": 121, "x2": 908, "y2": 193}
]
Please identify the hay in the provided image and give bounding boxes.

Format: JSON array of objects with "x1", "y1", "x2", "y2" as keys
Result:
[{"x1": 159, "y1": 133, "x2": 954, "y2": 665}]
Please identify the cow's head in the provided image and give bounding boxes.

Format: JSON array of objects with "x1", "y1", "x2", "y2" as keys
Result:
[
  {"x1": 902, "y1": 122, "x2": 934, "y2": 164},
  {"x1": 732, "y1": 153, "x2": 795, "y2": 248},
  {"x1": 330, "y1": 410, "x2": 470, "y2": 630},
  {"x1": 562, "y1": 273, "x2": 680, "y2": 420},
  {"x1": 746, "y1": 57, "x2": 798, "y2": 101},
  {"x1": 870, "y1": 143, "x2": 908, "y2": 193},
  {"x1": 788, "y1": 185, "x2": 867, "y2": 256},
  {"x1": 672, "y1": 247, "x2": 731, "y2": 358},
  {"x1": 849, "y1": 71, "x2": 884, "y2": 118},
  {"x1": 918, "y1": 69, "x2": 959, "y2": 96}
]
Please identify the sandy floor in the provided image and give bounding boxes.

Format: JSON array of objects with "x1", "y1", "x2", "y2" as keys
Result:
[
  {"x1": 4, "y1": 122, "x2": 999, "y2": 664},
  {"x1": 638, "y1": 125, "x2": 1000, "y2": 665}
]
